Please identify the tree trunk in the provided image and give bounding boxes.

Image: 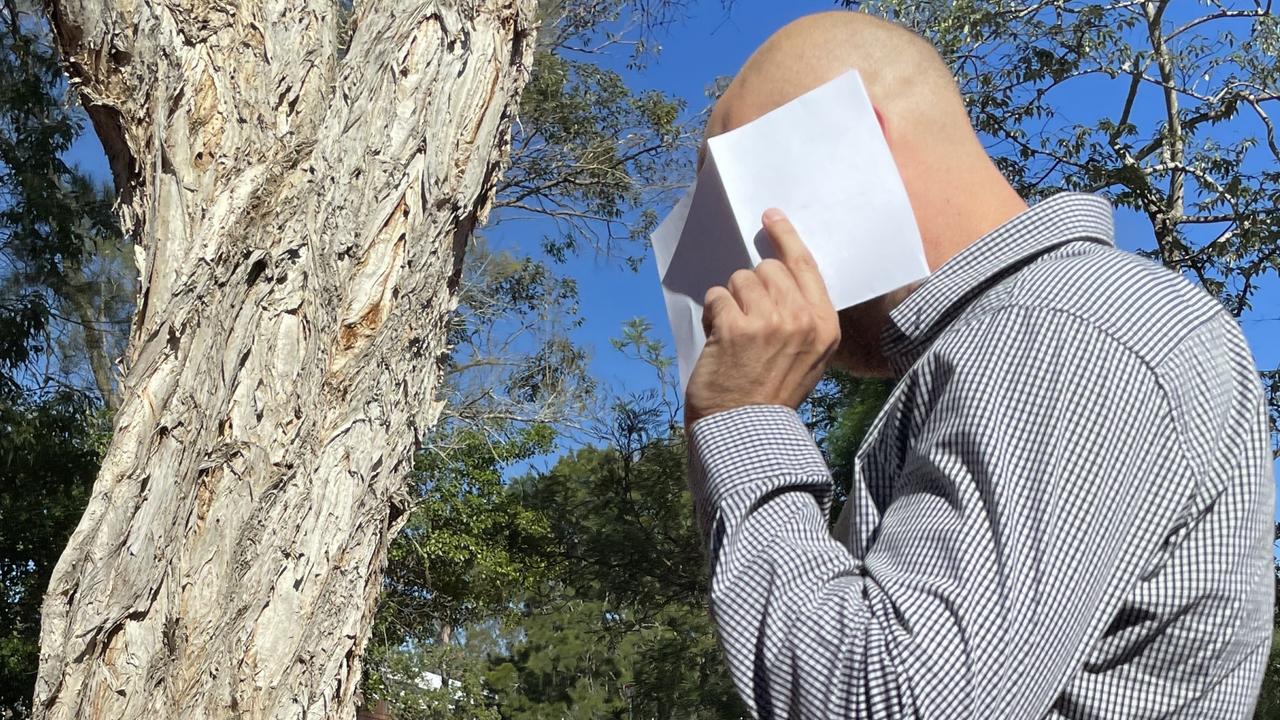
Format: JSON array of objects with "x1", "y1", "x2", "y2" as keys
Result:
[{"x1": 33, "y1": 0, "x2": 536, "y2": 718}]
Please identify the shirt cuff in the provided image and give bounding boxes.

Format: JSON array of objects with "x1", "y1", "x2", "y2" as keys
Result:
[{"x1": 687, "y1": 405, "x2": 832, "y2": 535}]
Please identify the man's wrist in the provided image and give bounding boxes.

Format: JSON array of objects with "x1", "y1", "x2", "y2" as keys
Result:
[
  {"x1": 686, "y1": 403, "x2": 779, "y2": 432},
  {"x1": 687, "y1": 404, "x2": 830, "y2": 509},
  {"x1": 685, "y1": 401, "x2": 785, "y2": 429}
]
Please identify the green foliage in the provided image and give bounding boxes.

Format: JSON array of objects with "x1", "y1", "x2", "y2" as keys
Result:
[
  {"x1": 366, "y1": 369, "x2": 757, "y2": 718},
  {"x1": 490, "y1": 419, "x2": 745, "y2": 720},
  {"x1": 368, "y1": 2, "x2": 703, "y2": 713},
  {"x1": 803, "y1": 371, "x2": 893, "y2": 522},
  {"x1": 364, "y1": 643, "x2": 500, "y2": 720},
  {"x1": 1257, "y1": 628, "x2": 1280, "y2": 720},
  {"x1": 513, "y1": 435, "x2": 705, "y2": 615},
  {"x1": 486, "y1": 597, "x2": 740, "y2": 720},
  {"x1": 487, "y1": 597, "x2": 637, "y2": 720},
  {"x1": 364, "y1": 421, "x2": 557, "y2": 716},
  {"x1": 610, "y1": 318, "x2": 678, "y2": 399},
  {"x1": 499, "y1": 2, "x2": 694, "y2": 266},
  {"x1": 0, "y1": 388, "x2": 103, "y2": 717},
  {"x1": 0, "y1": 6, "x2": 125, "y2": 398},
  {"x1": 0, "y1": 6, "x2": 75, "y2": 376},
  {"x1": 366, "y1": 290, "x2": 900, "y2": 718},
  {"x1": 0, "y1": 11, "x2": 90, "y2": 277},
  {"x1": 373, "y1": 424, "x2": 559, "y2": 652},
  {"x1": 0, "y1": 6, "x2": 127, "y2": 717},
  {"x1": 443, "y1": 241, "x2": 593, "y2": 432}
]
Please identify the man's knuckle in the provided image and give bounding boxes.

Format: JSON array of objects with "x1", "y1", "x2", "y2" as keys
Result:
[
  {"x1": 781, "y1": 309, "x2": 808, "y2": 333},
  {"x1": 739, "y1": 318, "x2": 765, "y2": 338},
  {"x1": 758, "y1": 259, "x2": 785, "y2": 275},
  {"x1": 820, "y1": 326, "x2": 841, "y2": 351}
]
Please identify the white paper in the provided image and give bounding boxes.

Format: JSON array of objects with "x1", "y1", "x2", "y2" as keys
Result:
[{"x1": 650, "y1": 69, "x2": 929, "y2": 393}]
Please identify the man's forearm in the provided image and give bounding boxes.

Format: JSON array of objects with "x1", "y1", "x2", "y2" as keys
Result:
[{"x1": 688, "y1": 405, "x2": 917, "y2": 719}]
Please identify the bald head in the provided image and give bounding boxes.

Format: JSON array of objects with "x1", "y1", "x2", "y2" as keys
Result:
[
  {"x1": 706, "y1": 12, "x2": 972, "y2": 152},
  {"x1": 705, "y1": 12, "x2": 1028, "y2": 377}
]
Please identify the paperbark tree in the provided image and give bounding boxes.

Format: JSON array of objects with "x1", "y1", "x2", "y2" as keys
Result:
[{"x1": 32, "y1": 0, "x2": 537, "y2": 718}]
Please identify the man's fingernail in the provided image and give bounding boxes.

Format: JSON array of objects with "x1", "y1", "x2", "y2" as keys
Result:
[{"x1": 763, "y1": 208, "x2": 786, "y2": 224}]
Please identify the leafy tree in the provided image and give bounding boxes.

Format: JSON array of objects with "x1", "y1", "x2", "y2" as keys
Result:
[
  {"x1": 803, "y1": 371, "x2": 892, "y2": 523},
  {"x1": 500, "y1": 49, "x2": 691, "y2": 266},
  {"x1": 841, "y1": 0, "x2": 1279, "y2": 309},
  {"x1": 1257, "y1": 632, "x2": 1280, "y2": 720},
  {"x1": 486, "y1": 596, "x2": 641, "y2": 720},
  {"x1": 486, "y1": 596, "x2": 739, "y2": 720},
  {"x1": 373, "y1": 424, "x2": 558, "y2": 653},
  {"x1": 435, "y1": 0, "x2": 699, "y2": 440},
  {"x1": 0, "y1": 1, "x2": 80, "y2": 379},
  {"x1": 361, "y1": 245, "x2": 584, "y2": 714},
  {"x1": 365, "y1": 316, "x2": 754, "y2": 718},
  {"x1": 439, "y1": 241, "x2": 593, "y2": 437},
  {"x1": 489, "y1": 416, "x2": 744, "y2": 720},
  {"x1": 363, "y1": 642, "x2": 501, "y2": 720},
  {"x1": 503, "y1": 0, "x2": 696, "y2": 266},
  {"x1": 362, "y1": 300, "x2": 900, "y2": 717},
  {"x1": 0, "y1": 4, "x2": 124, "y2": 716},
  {"x1": 0, "y1": 2, "x2": 129, "y2": 408},
  {"x1": 1263, "y1": 524, "x2": 1280, "y2": 719},
  {"x1": 514, "y1": 437, "x2": 706, "y2": 618},
  {"x1": 0, "y1": 388, "x2": 103, "y2": 717}
]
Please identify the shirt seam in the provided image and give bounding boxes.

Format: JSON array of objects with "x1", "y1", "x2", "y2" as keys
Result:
[{"x1": 886, "y1": 236, "x2": 1114, "y2": 370}]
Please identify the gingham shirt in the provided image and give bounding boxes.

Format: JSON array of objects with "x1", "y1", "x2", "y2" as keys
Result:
[{"x1": 688, "y1": 193, "x2": 1275, "y2": 719}]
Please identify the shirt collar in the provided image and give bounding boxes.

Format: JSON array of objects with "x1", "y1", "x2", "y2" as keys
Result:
[{"x1": 882, "y1": 192, "x2": 1116, "y2": 375}]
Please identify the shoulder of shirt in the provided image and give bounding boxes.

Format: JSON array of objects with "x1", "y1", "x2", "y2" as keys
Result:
[
  {"x1": 929, "y1": 242, "x2": 1265, "y2": 484},
  {"x1": 962, "y1": 241, "x2": 1249, "y2": 374}
]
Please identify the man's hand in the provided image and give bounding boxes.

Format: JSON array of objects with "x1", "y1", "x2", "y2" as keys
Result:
[{"x1": 685, "y1": 208, "x2": 841, "y2": 426}]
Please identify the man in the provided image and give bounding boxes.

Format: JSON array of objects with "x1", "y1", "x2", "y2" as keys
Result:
[{"x1": 684, "y1": 11, "x2": 1274, "y2": 720}]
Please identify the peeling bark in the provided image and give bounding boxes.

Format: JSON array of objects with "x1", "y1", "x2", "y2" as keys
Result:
[{"x1": 34, "y1": 1, "x2": 536, "y2": 718}]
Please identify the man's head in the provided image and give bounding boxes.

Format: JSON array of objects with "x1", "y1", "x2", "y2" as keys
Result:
[{"x1": 704, "y1": 12, "x2": 1027, "y2": 376}]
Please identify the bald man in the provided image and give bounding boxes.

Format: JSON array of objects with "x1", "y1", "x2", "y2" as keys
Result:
[{"x1": 682, "y1": 12, "x2": 1273, "y2": 720}]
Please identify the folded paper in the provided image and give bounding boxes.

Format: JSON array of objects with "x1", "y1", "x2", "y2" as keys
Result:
[{"x1": 650, "y1": 69, "x2": 930, "y2": 393}]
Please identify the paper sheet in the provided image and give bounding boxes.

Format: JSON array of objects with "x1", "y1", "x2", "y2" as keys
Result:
[{"x1": 650, "y1": 69, "x2": 929, "y2": 393}]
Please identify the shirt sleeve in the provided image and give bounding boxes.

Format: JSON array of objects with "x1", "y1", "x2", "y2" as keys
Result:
[{"x1": 686, "y1": 305, "x2": 1194, "y2": 719}]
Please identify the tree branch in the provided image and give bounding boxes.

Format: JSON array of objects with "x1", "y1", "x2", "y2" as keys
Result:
[{"x1": 1167, "y1": 6, "x2": 1271, "y2": 41}]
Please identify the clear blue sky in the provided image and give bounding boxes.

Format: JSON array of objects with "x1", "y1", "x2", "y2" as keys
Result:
[{"x1": 63, "y1": 2, "x2": 1277, "y2": 469}]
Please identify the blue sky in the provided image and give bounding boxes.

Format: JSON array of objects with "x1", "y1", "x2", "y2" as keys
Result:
[{"x1": 62, "y1": 2, "x2": 1277, "y2": 467}]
